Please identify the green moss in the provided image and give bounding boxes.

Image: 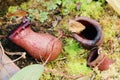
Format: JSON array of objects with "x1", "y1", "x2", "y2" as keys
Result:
[
  {"x1": 100, "y1": 16, "x2": 117, "y2": 42},
  {"x1": 63, "y1": 38, "x2": 92, "y2": 75},
  {"x1": 20, "y1": 3, "x2": 27, "y2": 10},
  {"x1": 64, "y1": 38, "x2": 85, "y2": 58},
  {"x1": 80, "y1": 0, "x2": 104, "y2": 19},
  {"x1": 66, "y1": 59, "x2": 92, "y2": 75},
  {"x1": 8, "y1": 6, "x2": 18, "y2": 13}
]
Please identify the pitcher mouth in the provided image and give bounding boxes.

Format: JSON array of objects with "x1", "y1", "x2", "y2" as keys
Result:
[
  {"x1": 76, "y1": 17, "x2": 101, "y2": 43},
  {"x1": 8, "y1": 17, "x2": 31, "y2": 40},
  {"x1": 87, "y1": 48, "x2": 104, "y2": 67},
  {"x1": 71, "y1": 17, "x2": 103, "y2": 49},
  {"x1": 79, "y1": 21, "x2": 98, "y2": 40}
]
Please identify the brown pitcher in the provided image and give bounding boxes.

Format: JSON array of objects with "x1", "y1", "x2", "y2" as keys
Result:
[
  {"x1": 8, "y1": 18, "x2": 62, "y2": 61},
  {"x1": 87, "y1": 48, "x2": 113, "y2": 71}
]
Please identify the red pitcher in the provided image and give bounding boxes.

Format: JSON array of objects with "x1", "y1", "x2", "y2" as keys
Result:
[
  {"x1": 87, "y1": 48, "x2": 113, "y2": 71},
  {"x1": 8, "y1": 18, "x2": 62, "y2": 61}
]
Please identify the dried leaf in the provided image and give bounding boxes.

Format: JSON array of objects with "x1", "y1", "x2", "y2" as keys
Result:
[
  {"x1": 6, "y1": 10, "x2": 28, "y2": 18},
  {"x1": 69, "y1": 20, "x2": 85, "y2": 34},
  {"x1": 106, "y1": 0, "x2": 120, "y2": 15},
  {"x1": 0, "y1": 43, "x2": 20, "y2": 80}
]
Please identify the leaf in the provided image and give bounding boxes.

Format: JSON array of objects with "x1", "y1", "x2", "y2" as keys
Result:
[
  {"x1": 106, "y1": 0, "x2": 120, "y2": 15},
  {"x1": 69, "y1": 20, "x2": 85, "y2": 33},
  {"x1": 10, "y1": 64, "x2": 44, "y2": 80},
  {"x1": 6, "y1": 10, "x2": 28, "y2": 18},
  {"x1": 0, "y1": 44, "x2": 20, "y2": 80}
]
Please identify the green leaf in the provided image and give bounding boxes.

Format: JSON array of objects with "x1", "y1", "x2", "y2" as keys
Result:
[{"x1": 10, "y1": 64, "x2": 44, "y2": 80}]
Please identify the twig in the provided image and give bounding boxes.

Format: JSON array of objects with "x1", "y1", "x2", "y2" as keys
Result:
[
  {"x1": 44, "y1": 67, "x2": 84, "y2": 79},
  {"x1": 43, "y1": 29, "x2": 63, "y2": 66},
  {"x1": 0, "y1": 35, "x2": 6, "y2": 39},
  {"x1": 90, "y1": 74, "x2": 96, "y2": 80},
  {"x1": 38, "y1": 52, "x2": 44, "y2": 64},
  {"x1": 0, "y1": 42, "x2": 26, "y2": 64},
  {"x1": 3, "y1": 52, "x2": 26, "y2": 64},
  {"x1": 0, "y1": 42, "x2": 5, "y2": 64},
  {"x1": 107, "y1": 40, "x2": 114, "y2": 54},
  {"x1": 56, "y1": 57, "x2": 67, "y2": 61},
  {"x1": 5, "y1": 51, "x2": 26, "y2": 56},
  {"x1": 0, "y1": 41, "x2": 11, "y2": 77}
]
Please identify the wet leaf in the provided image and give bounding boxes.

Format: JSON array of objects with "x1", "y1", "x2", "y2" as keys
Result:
[{"x1": 10, "y1": 64, "x2": 44, "y2": 80}]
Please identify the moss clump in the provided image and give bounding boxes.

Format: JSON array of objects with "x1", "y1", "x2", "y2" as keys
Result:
[
  {"x1": 66, "y1": 59, "x2": 92, "y2": 75},
  {"x1": 100, "y1": 16, "x2": 118, "y2": 43},
  {"x1": 80, "y1": 0, "x2": 104, "y2": 19},
  {"x1": 63, "y1": 38, "x2": 92, "y2": 75}
]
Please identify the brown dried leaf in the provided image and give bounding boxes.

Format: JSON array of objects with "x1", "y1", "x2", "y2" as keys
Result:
[
  {"x1": 106, "y1": 0, "x2": 120, "y2": 15},
  {"x1": 6, "y1": 10, "x2": 28, "y2": 18},
  {"x1": 0, "y1": 43, "x2": 20, "y2": 80},
  {"x1": 69, "y1": 20, "x2": 86, "y2": 34}
]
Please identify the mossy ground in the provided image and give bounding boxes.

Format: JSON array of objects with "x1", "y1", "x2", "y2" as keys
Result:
[{"x1": 1, "y1": 0, "x2": 120, "y2": 80}]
